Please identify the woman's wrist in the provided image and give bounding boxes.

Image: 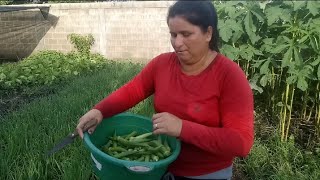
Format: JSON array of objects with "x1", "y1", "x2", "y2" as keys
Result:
[{"x1": 91, "y1": 108, "x2": 103, "y2": 123}]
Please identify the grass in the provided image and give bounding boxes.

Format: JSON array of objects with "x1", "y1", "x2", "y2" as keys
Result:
[
  {"x1": 1, "y1": 60, "x2": 320, "y2": 180},
  {"x1": 0, "y1": 61, "x2": 153, "y2": 180},
  {"x1": 238, "y1": 135, "x2": 320, "y2": 180}
]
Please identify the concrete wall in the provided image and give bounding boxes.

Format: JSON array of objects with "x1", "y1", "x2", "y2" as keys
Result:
[{"x1": 0, "y1": 1, "x2": 175, "y2": 63}]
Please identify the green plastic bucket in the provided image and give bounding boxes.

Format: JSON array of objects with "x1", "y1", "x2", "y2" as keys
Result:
[{"x1": 83, "y1": 112, "x2": 181, "y2": 180}]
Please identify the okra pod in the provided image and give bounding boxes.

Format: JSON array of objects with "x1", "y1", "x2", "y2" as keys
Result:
[{"x1": 113, "y1": 150, "x2": 138, "y2": 159}]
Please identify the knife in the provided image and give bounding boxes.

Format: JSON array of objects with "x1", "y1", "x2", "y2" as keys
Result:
[{"x1": 46, "y1": 119, "x2": 97, "y2": 156}]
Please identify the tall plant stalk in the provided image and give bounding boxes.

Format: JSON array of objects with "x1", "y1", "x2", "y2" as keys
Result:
[
  {"x1": 271, "y1": 66, "x2": 276, "y2": 112},
  {"x1": 285, "y1": 86, "x2": 295, "y2": 141},
  {"x1": 316, "y1": 83, "x2": 320, "y2": 136},
  {"x1": 301, "y1": 90, "x2": 309, "y2": 119},
  {"x1": 281, "y1": 84, "x2": 290, "y2": 141}
]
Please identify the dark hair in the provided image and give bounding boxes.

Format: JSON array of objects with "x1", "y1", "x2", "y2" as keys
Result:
[{"x1": 167, "y1": 0, "x2": 220, "y2": 52}]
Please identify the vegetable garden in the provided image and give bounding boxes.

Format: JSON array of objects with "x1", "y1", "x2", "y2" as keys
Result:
[
  {"x1": 216, "y1": 1, "x2": 320, "y2": 146},
  {"x1": 1, "y1": 1, "x2": 320, "y2": 180}
]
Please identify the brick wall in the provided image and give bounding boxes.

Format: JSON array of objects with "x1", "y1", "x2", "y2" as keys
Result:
[{"x1": 0, "y1": 1, "x2": 175, "y2": 63}]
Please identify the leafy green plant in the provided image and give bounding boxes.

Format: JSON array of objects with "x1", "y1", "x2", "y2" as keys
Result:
[
  {"x1": 0, "y1": 33, "x2": 106, "y2": 91},
  {"x1": 215, "y1": 1, "x2": 320, "y2": 143},
  {"x1": 0, "y1": 0, "x2": 13, "y2": 5},
  {"x1": 68, "y1": 34, "x2": 94, "y2": 55},
  {"x1": 0, "y1": 51, "x2": 106, "y2": 90}
]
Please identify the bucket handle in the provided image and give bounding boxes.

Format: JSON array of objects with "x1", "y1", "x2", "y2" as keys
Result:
[{"x1": 124, "y1": 162, "x2": 155, "y2": 174}]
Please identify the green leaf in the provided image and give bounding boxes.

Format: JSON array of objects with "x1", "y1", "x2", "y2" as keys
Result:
[
  {"x1": 293, "y1": 47, "x2": 303, "y2": 66},
  {"x1": 225, "y1": 6, "x2": 237, "y2": 19},
  {"x1": 263, "y1": 38, "x2": 274, "y2": 45},
  {"x1": 258, "y1": 1, "x2": 269, "y2": 11},
  {"x1": 243, "y1": 11, "x2": 261, "y2": 44},
  {"x1": 309, "y1": 35, "x2": 318, "y2": 50},
  {"x1": 239, "y1": 45, "x2": 254, "y2": 60},
  {"x1": 244, "y1": 11, "x2": 256, "y2": 33},
  {"x1": 272, "y1": 44, "x2": 290, "y2": 54},
  {"x1": 226, "y1": 1, "x2": 243, "y2": 7},
  {"x1": 0, "y1": 73, "x2": 6, "y2": 81},
  {"x1": 249, "y1": 34, "x2": 261, "y2": 45},
  {"x1": 282, "y1": 47, "x2": 293, "y2": 68},
  {"x1": 252, "y1": 47, "x2": 263, "y2": 56},
  {"x1": 303, "y1": 65, "x2": 314, "y2": 74},
  {"x1": 231, "y1": 30, "x2": 243, "y2": 43},
  {"x1": 260, "y1": 74, "x2": 269, "y2": 87},
  {"x1": 286, "y1": 76, "x2": 297, "y2": 84},
  {"x1": 219, "y1": 19, "x2": 235, "y2": 42},
  {"x1": 265, "y1": 6, "x2": 283, "y2": 25},
  {"x1": 311, "y1": 56, "x2": 320, "y2": 66},
  {"x1": 260, "y1": 60, "x2": 270, "y2": 75},
  {"x1": 15, "y1": 79, "x2": 22, "y2": 84},
  {"x1": 233, "y1": 9, "x2": 247, "y2": 20},
  {"x1": 249, "y1": 74, "x2": 264, "y2": 93},
  {"x1": 9, "y1": 71, "x2": 19, "y2": 79},
  {"x1": 239, "y1": 45, "x2": 264, "y2": 57},
  {"x1": 283, "y1": 1, "x2": 293, "y2": 7},
  {"x1": 250, "y1": 8, "x2": 265, "y2": 22},
  {"x1": 297, "y1": 43, "x2": 309, "y2": 50},
  {"x1": 220, "y1": 44, "x2": 239, "y2": 61},
  {"x1": 277, "y1": 102, "x2": 284, "y2": 107},
  {"x1": 252, "y1": 59, "x2": 265, "y2": 69},
  {"x1": 281, "y1": 36, "x2": 291, "y2": 43},
  {"x1": 249, "y1": 82, "x2": 264, "y2": 94},
  {"x1": 298, "y1": 35, "x2": 309, "y2": 44},
  {"x1": 293, "y1": 1, "x2": 306, "y2": 11},
  {"x1": 232, "y1": 21, "x2": 243, "y2": 32},
  {"x1": 310, "y1": 19, "x2": 320, "y2": 32},
  {"x1": 27, "y1": 75, "x2": 34, "y2": 81},
  {"x1": 266, "y1": 6, "x2": 291, "y2": 26},
  {"x1": 5, "y1": 81, "x2": 12, "y2": 87},
  {"x1": 297, "y1": 77, "x2": 308, "y2": 91}
]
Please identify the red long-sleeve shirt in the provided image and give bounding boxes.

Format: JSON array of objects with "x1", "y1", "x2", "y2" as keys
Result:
[{"x1": 94, "y1": 52, "x2": 254, "y2": 176}]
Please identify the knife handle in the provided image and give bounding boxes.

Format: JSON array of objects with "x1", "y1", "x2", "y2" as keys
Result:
[{"x1": 71, "y1": 119, "x2": 98, "y2": 138}]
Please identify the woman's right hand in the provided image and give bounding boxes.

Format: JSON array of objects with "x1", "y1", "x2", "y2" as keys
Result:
[{"x1": 76, "y1": 109, "x2": 103, "y2": 139}]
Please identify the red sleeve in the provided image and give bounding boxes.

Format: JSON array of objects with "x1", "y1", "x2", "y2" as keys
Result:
[
  {"x1": 93, "y1": 57, "x2": 158, "y2": 118},
  {"x1": 179, "y1": 63, "x2": 254, "y2": 157}
]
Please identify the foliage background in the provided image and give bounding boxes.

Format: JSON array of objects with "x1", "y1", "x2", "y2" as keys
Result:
[{"x1": 216, "y1": 1, "x2": 320, "y2": 147}]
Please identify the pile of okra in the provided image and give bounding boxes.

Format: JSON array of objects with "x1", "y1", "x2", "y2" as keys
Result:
[{"x1": 101, "y1": 131, "x2": 171, "y2": 162}]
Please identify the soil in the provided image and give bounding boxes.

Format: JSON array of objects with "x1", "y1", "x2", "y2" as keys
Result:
[{"x1": 0, "y1": 84, "x2": 61, "y2": 119}]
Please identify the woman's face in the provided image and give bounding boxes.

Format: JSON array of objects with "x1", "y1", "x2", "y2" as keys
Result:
[{"x1": 168, "y1": 16, "x2": 212, "y2": 65}]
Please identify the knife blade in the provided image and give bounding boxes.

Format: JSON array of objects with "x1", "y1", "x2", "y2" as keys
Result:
[{"x1": 46, "y1": 119, "x2": 97, "y2": 156}]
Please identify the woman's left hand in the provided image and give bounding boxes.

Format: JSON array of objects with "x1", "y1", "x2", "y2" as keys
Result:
[{"x1": 152, "y1": 112, "x2": 182, "y2": 137}]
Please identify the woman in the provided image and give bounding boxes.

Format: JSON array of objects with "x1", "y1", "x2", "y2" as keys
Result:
[{"x1": 76, "y1": 1, "x2": 254, "y2": 180}]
